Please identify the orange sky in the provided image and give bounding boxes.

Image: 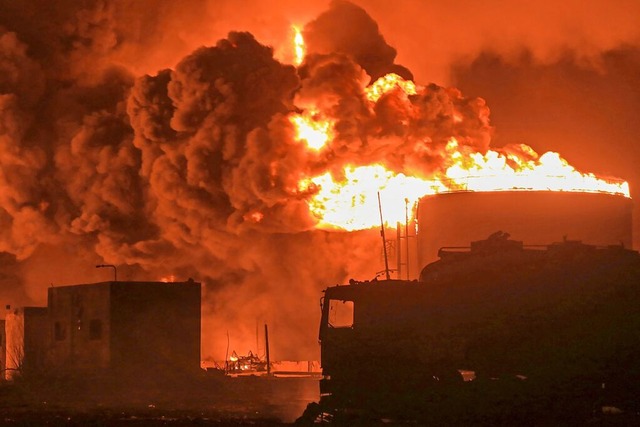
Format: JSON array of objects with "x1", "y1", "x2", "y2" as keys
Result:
[{"x1": 94, "y1": 0, "x2": 640, "y2": 85}]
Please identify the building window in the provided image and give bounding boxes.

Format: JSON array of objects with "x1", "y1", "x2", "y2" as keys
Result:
[
  {"x1": 89, "y1": 319, "x2": 102, "y2": 340},
  {"x1": 54, "y1": 322, "x2": 66, "y2": 341}
]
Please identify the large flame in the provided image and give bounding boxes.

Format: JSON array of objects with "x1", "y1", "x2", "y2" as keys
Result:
[
  {"x1": 366, "y1": 72, "x2": 417, "y2": 103},
  {"x1": 292, "y1": 25, "x2": 305, "y2": 66},
  {"x1": 290, "y1": 109, "x2": 334, "y2": 150},
  {"x1": 443, "y1": 139, "x2": 629, "y2": 195},
  {"x1": 291, "y1": 72, "x2": 629, "y2": 231},
  {"x1": 299, "y1": 165, "x2": 445, "y2": 230}
]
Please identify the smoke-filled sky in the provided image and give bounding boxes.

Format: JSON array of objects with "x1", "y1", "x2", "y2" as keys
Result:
[{"x1": 1, "y1": 0, "x2": 639, "y2": 360}]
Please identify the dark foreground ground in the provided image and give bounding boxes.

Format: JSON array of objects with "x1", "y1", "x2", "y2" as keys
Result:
[
  {"x1": 0, "y1": 372, "x2": 318, "y2": 426},
  {"x1": 2, "y1": 373, "x2": 640, "y2": 426}
]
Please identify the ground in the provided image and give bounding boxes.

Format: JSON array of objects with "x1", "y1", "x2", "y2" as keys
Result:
[{"x1": 0, "y1": 372, "x2": 319, "y2": 426}]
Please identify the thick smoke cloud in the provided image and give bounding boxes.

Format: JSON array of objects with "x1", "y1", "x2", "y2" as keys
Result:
[
  {"x1": 303, "y1": 0, "x2": 412, "y2": 81},
  {"x1": 0, "y1": 0, "x2": 638, "y2": 360},
  {"x1": 0, "y1": 31, "x2": 50, "y2": 260}
]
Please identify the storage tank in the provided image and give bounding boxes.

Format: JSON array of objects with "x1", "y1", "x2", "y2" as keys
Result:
[{"x1": 416, "y1": 191, "x2": 633, "y2": 267}]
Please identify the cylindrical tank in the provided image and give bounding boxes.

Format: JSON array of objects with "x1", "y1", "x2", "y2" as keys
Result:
[{"x1": 417, "y1": 191, "x2": 633, "y2": 267}]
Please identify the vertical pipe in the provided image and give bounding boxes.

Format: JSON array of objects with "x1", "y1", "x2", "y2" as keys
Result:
[
  {"x1": 396, "y1": 223, "x2": 402, "y2": 279},
  {"x1": 378, "y1": 192, "x2": 391, "y2": 281},
  {"x1": 264, "y1": 324, "x2": 271, "y2": 376},
  {"x1": 405, "y1": 198, "x2": 410, "y2": 280},
  {"x1": 415, "y1": 201, "x2": 422, "y2": 278},
  {"x1": 225, "y1": 330, "x2": 230, "y2": 374}
]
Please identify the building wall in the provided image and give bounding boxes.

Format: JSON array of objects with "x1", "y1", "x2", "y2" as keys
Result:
[
  {"x1": 47, "y1": 284, "x2": 111, "y2": 372},
  {"x1": 47, "y1": 280, "x2": 201, "y2": 376},
  {"x1": 0, "y1": 319, "x2": 5, "y2": 380},
  {"x1": 110, "y1": 281, "x2": 201, "y2": 376},
  {"x1": 4, "y1": 307, "x2": 48, "y2": 379}
]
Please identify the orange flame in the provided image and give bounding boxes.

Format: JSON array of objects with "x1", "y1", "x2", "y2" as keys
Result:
[
  {"x1": 300, "y1": 165, "x2": 444, "y2": 231},
  {"x1": 292, "y1": 25, "x2": 305, "y2": 66},
  {"x1": 443, "y1": 139, "x2": 629, "y2": 195},
  {"x1": 365, "y1": 73, "x2": 417, "y2": 103},
  {"x1": 291, "y1": 73, "x2": 630, "y2": 231},
  {"x1": 290, "y1": 109, "x2": 334, "y2": 150}
]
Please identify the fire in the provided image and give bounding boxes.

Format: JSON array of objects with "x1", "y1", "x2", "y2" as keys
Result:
[
  {"x1": 160, "y1": 275, "x2": 176, "y2": 283},
  {"x1": 244, "y1": 211, "x2": 264, "y2": 223},
  {"x1": 292, "y1": 25, "x2": 305, "y2": 66},
  {"x1": 290, "y1": 109, "x2": 334, "y2": 150},
  {"x1": 365, "y1": 73, "x2": 417, "y2": 103},
  {"x1": 298, "y1": 140, "x2": 629, "y2": 231},
  {"x1": 289, "y1": 72, "x2": 630, "y2": 231},
  {"x1": 300, "y1": 165, "x2": 444, "y2": 231},
  {"x1": 443, "y1": 139, "x2": 630, "y2": 196}
]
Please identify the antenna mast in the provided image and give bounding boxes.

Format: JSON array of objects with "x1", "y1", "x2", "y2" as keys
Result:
[{"x1": 377, "y1": 192, "x2": 391, "y2": 280}]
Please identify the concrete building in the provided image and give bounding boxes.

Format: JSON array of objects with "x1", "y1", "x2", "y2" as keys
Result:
[
  {"x1": 0, "y1": 319, "x2": 5, "y2": 379},
  {"x1": 4, "y1": 307, "x2": 48, "y2": 379},
  {"x1": 47, "y1": 280, "x2": 201, "y2": 376}
]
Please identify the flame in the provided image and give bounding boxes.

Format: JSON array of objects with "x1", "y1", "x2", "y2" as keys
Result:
[
  {"x1": 244, "y1": 211, "x2": 264, "y2": 223},
  {"x1": 160, "y1": 274, "x2": 176, "y2": 283},
  {"x1": 443, "y1": 139, "x2": 630, "y2": 196},
  {"x1": 290, "y1": 109, "x2": 334, "y2": 150},
  {"x1": 292, "y1": 25, "x2": 305, "y2": 66},
  {"x1": 365, "y1": 73, "x2": 417, "y2": 103},
  {"x1": 300, "y1": 165, "x2": 444, "y2": 231},
  {"x1": 290, "y1": 73, "x2": 630, "y2": 231}
]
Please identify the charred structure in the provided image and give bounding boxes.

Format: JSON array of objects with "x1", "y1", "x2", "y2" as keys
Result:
[{"x1": 313, "y1": 234, "x2": 640, "y2": 423}]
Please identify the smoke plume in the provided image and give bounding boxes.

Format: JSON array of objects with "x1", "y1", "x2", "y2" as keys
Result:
[{"x1": 0, "y1": 0, "x2": 638, "y2": 360}]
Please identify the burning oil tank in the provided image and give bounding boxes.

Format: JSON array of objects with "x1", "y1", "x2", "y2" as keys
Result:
[{"x1": 416, "y1": 190, "x2": 632, "y2": 266}]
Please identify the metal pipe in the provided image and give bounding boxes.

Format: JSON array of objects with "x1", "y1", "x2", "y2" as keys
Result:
[
  {"x1": 405, "y1": 198, "x2": 410, "y2": 280},
  {"x1": 378, "y1": 192, "x2": 391, "y2": 281},
  {"x1": 396, "y1": 223, "x2": 401, "y2": 279},
  {"x1": 95, "y1": 264, "x2": 117, "y2": 282}
]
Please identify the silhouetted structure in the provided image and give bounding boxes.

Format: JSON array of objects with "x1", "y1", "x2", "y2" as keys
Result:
[
  {"x1": 0, "y1": 319, "x2": 5, "y2": 379},
  {"x1": 4, "y1": 307, "x2": 48, "y2": 379},
  {"x1": 47, "y1": 280, "x2": 201, "y2": 376},
  {"x1": 310, "y1": 234, "x2": 640, "y2": 424},
  {"x1": 417, "y1": 191, "x2": 633, "y2": 266}
]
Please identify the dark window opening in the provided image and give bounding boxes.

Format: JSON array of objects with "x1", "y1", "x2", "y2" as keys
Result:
[
  {"x1": 89, "y1": 319, "x2": 102, "y2": 340},
  {"x1": 54, "y1": 322, "x2": 66, "y2": 341},
  {"x1": 328, "y1": 299, "x2": 355, "y2": 328}
]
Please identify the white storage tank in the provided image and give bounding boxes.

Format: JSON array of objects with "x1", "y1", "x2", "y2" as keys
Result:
[{"x1": 416, "y1": 191, "x2": 633, "y2": 267}]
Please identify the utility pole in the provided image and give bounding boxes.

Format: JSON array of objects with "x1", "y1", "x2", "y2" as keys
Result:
[{"x1": 264, "y1": 324, "x2": 271, "y2": 376}]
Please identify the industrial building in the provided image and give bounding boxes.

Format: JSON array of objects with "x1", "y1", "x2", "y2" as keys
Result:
[{"x1": 2, "y1": 280, "x2": 201, "y2": 379}]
